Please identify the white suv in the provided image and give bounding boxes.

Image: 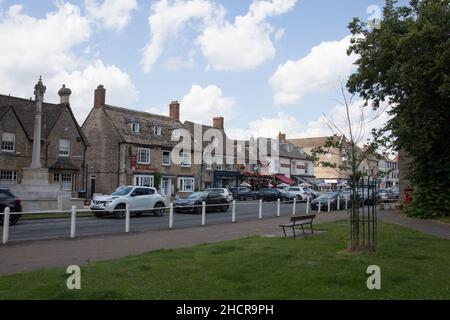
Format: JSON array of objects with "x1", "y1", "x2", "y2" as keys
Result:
[
  {"x1": 283, "y1": 186, "x2": 311, "y2": 200},
  {"x1": 91, "y1": 186, "x2": 166, "y2": 219},
  {"x1": 204, "y1": 188, "x2": 234, "y2": 202}
]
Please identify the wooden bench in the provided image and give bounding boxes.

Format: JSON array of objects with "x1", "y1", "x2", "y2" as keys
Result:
[{"x1": 279, "y1": 214, "x2": 316, "y2": 238}]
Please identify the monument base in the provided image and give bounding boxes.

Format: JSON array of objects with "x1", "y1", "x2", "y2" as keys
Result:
[
  {"x1": 21, "y1": 168, "x2": 51, "y2": 186},
  {"x1": 10, "y1": 168, "x2": 74, "y2": 211}
]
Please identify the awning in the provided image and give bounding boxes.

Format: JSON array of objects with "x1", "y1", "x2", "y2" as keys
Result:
[
  {"x1": 298, "y1": 176, "x2": 323, "y2": 186},
  {"x1": 275, "y1": 174, "x2": 295, "y2": 185}
]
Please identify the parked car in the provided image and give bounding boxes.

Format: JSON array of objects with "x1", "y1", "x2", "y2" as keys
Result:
[
  {"x1": 229, "y1": 187, "x2": 258, "y2": 201},
  {"x1": 90, "y1": 186, "x2": 166, "y2": 219},
  {"x1": 174, "y1": 191, "x2": 229, "y2": 213},
  {"x1": 0, "y1": 189, "x2": 22, "y2": 226},
  {"x1": 257, "y1": 188, "x2": 296, "y2": 202},
  {"x1": 204, "y1": 188, "x2": 234, "y2": 202},
  {"x1": 283, "y1": 186, "x2": 311, "y2": 200},
  {"x1": 310, "y1": 192, "x2": 340, "y2": 211},
  {"x1": 305, "y1": 188, "x2": 320, "y2": 199}
]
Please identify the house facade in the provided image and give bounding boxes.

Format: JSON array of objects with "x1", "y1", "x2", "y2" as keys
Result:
[
  {"x1": 378, "y1": 156, "x2": 399, "y2": 188},
  {"x1": 82, "y1": 86, "x2": 199, "y2": 198},
  {"x1": 0, "y1": 85, "x2": 88, "y2": 195}
]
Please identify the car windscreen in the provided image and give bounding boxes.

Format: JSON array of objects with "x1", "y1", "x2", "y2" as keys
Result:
[
  {"x1": 188, "y1": 192, "x2": 207, "y2": 199},
  {"x1": 210, "y1": 189, "x2": 224, "y2": 193},
  {"x1": 112, "y1": 186, "x2": 133, "y2": 196},
  {"x1": 318, "y1": 192, "x2": 337, "y2": 199}
]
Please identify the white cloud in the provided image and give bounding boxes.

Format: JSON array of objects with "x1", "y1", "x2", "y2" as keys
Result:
[
  {"x1": 49, "y1": 60, "x2": 138, "y2": 122},
  {"x1": 180, "y1": 85, "x2": 236, "y2": 124},
  {"x1": 0, "y1": 2, "x2": 137, "y2": 124},
  {"x1": 227, "y1": 101, "x2": 392, "y2": 146},
  {"x1": 141, "y1": 0, "x2": 224, "y2": 73},
  {"x1": 270, "y1": 35, "x2": 357, "y2": 105},
  {"x1": 227, "y1": 112, "x2": 303, "y2": 140},
  {"x1": 84, "y1": 0, "x2": 138, "y2": 31},
  {"x1": 198, "y1": 0, "x2": 297, "y2": 71},
  {"x1": 141, "y1": 0, "x2": 296, "y2": 73},
  {"x1": 165, "y1": 50, "x2": 196, "y2": 71}
]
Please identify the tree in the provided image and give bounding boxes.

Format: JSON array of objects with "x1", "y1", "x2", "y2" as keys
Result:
[
  {"x1": 310, "y1": 85, "x2": 382, "y2": 252},
  {"x1": 347, "y1": 0, "x2": 450, "y2": 218}
]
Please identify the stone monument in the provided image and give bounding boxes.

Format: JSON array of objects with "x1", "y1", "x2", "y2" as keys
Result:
[{"x1": 11, "y1": 77, "x2": 70, "y2": 211}]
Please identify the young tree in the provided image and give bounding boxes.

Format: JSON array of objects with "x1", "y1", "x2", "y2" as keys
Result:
[
  {"x1": 347, "y1": 0, "x2": 450, "y2": 218},
  {"x1": 310, "y1": 85, "x2": 383, "y2": 252}
]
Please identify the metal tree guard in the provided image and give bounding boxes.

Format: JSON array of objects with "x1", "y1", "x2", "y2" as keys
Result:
[{"x1": 349, "y1": 174, "x2": 378, "y2": 252}]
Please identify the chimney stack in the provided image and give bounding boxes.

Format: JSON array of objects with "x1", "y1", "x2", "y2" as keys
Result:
[
  {"x1": 169, "y1": 100, "x2": 180, "y2": 120},
  {"x1": 94, "y1": 85, "x2": 106, "y2": 108},
  {"x1": 213, "y1": 117, "x2": 224, "y2": 130},
  {"x1": 278, "y1": 132, "x2": 286, "y2": 142},
  {"x1": 58, "y1": 84, "x2": 72, "y2": 104}
]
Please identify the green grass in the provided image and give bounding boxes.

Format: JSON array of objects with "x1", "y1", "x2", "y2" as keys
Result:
[{"x1": 1, "y1": 221, "x2": 449, "y2": 300}]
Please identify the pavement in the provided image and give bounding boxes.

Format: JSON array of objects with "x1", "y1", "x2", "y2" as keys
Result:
[{"x1": 0, "y1": 212, "x2": 348, "y2": 276}]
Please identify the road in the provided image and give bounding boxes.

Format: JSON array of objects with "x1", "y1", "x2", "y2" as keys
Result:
[{"x1": 3, "y1": 200, "x2": 312, "y2": 242}]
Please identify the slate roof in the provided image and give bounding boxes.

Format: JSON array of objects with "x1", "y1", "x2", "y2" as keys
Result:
[
  {"x1": 103, "y1": 104, "x2": 186, "y2": 148},
  {"x1": 49, "y1": 157, "x2": 80, "y2": 171},
  {"x1": 184, "y1": 120, "x2": 237, "y2": 155},
  {"x1": 0, "y1": 94, "x2": 88, "y2": 145}
]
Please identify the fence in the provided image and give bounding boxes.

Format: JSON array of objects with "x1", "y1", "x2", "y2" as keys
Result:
[{"x1": 1, "y1": 196, "x2": 354, "y2": 245}]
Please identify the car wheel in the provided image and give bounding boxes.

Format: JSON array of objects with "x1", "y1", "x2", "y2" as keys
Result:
[
  {"x1": 9, "y1": 215, "x2": 20, "y2": 226},
  {"x1": 153, "y1": 202, "x2": 165, "y2": 217},
  {"x1": 222, "y1": 205, "x2": 229, "y2": 212},
  {"x1": 94, "y1": 212, "x2": 105, "y2": 218},
  {"x1": 239, "y1": 196, "x2": 244, "y2": 201},
  {"x1": 114, "y1": 204, "x2": 126, "y2": 219}
]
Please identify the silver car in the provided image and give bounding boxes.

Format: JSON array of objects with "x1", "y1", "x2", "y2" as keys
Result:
[{"x1": 204, "y1": 188, "x2": 234, "y2": 202}]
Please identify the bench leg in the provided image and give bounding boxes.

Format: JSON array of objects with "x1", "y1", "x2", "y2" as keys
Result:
[
  {"x1": 301, "y1": 224, "x2": 305, "y2": 235},
  {"x1": 292, "y1": 226, "x2": 296, "y2": 238},
  {"x1": 310, "y1": 223, "x2": 314, "y2": 234},
  {"x1": 282, "y1": 227, "x2": 287, "y2": 237}
]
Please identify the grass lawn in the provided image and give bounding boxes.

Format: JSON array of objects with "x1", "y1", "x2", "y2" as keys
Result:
[
  {"x1": 0, "y1": 220, "x2": 449, "y2": 300},
  {"x1": 21, "y1": 212, "x2": 94, "y2": 220}
]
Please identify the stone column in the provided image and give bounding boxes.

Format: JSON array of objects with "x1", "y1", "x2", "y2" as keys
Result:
[{"x1": 30, "y1": 77, "x2": 46, "y2": 169}]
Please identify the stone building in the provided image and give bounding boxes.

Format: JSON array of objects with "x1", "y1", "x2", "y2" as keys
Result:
[
  {"x1": 289, "y1": 136, "x2": 352, "y2": 188},
  {"x1": 82, "y1": 86, "x2": 198, "y2": 198},
  {"x1": 0, "y1": 84, "x2": 88, "y2": 196},
  {"x1": 184, "y1": 117, "x2": 241, "y2": 189}
]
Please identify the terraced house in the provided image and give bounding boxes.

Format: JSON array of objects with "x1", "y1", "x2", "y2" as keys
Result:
[
  {"x1": 0, "y1": 85, "x2": 88, "y2": 195},
  {"x1": 82, "y1": 86, "x2": 198, "y2": 198}
]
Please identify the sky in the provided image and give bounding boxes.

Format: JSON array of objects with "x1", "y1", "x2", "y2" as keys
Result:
[{"x1": 0, "y1": 0, "x2": 398, "y2": 142}]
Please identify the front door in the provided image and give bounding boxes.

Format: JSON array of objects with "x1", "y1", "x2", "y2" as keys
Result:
[{"x1": 90, "y1": 175, "x2": 96, "y2": 199}]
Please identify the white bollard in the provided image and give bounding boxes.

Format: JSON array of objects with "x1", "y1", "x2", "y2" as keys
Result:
[
  {"x1": 125, "y1": 204, "x2": 130, "y2": 233},
  {"x1": 277, "y1": 199, "x2": 281, "y2": 217},
  {"x1": 169, "y1": 202, "x2": 174, "y2": 229},
  {"x1": 2, "y1": 207, "x2": 10, "y2": 244},
  {"x1": 337, "y1": 197, "x2": 340, "y2": 211},
  {"x1": 306, "y1": 197, "x2": 310, "y2": 214},
  {"x1": 258, "y1": 199, "x2": 263, "y2": 220},
  {"x1": 292, "y1": 198, "x2": 297, "y2": 216},
  {"x1": 318, "y1": 199, "x2": 321, "y2": 213},
  {"x1": 232, "y1": 200, "x2": 236, "y2": 223},
  {"x1": 201, "y1": 202, "x2": 206, "y2": 226},
  {"x1": 70, "y1": 206, "x2": 76, "y2": 239},
  {"x1": 328, "y1": 200, "x2": 331, "y2": 212}
]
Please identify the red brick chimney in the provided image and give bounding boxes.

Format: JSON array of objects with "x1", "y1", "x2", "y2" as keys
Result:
[
  {"x1": 278, "y1": 132, "x2": 286, "y2": 142},
  {"x1": 169, "y1": 100, "x2": 180, "y2": 120},
  {"x1": 94, "y1": 85, "x2": 106, "y2": 108},
  {"x1": 213, "y1": 117, "x2": 224, "y2": 130}
]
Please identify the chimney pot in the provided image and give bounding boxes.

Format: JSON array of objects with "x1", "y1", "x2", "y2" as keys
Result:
[
  {"x1": 278, "y1": 132, "x2": 286, "y2": 142},
  {"x1": 94, "y1": 85, "x2": 106, "y2": 108},
  {"x1": 58, "y1": 84, "x2": 72, "y2": 104},
  {"x1": 169, "y1": 100, "x2": 180, "y2": 120},
  {"x1": 213, "y1": 117, "x2": 224, "y2": 130}
]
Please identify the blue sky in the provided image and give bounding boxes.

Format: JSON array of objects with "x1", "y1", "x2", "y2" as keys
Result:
[{"x1": 0, "y1": 0, "x2": 397, "y2": 140}]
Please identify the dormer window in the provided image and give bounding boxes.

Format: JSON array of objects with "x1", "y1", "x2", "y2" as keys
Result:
[
  {"x1": 153, "y1": 126, "x2": 162, "y2": 136},
  {"x1": 287, "y1": 144, "x2": 293, "y2": 152},
  {"x1": 132, "y1": 122, "x2": 140, "y2": 133}
]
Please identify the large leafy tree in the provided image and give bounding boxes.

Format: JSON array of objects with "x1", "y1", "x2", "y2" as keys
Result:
[{"x1": 347, "y1": 0, "x2": 450, "y2": 218}]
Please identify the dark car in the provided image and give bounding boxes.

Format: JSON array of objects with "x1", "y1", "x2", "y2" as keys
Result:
[
  {"x1": 310, "y1": 192, "x2": 344, "y2": 211},
  {"x1": 174, "y1": 191, "x2": 229, "y2": 213},
  {"x1": 257, "y1": 188, "x2": 296, "y2": 202},
  {"x1": 0, "y1": 189, "x2": 22, "y2": 226},
  {"x1": 229, "y1": 187, "x2": 258, "y2": 201}
]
